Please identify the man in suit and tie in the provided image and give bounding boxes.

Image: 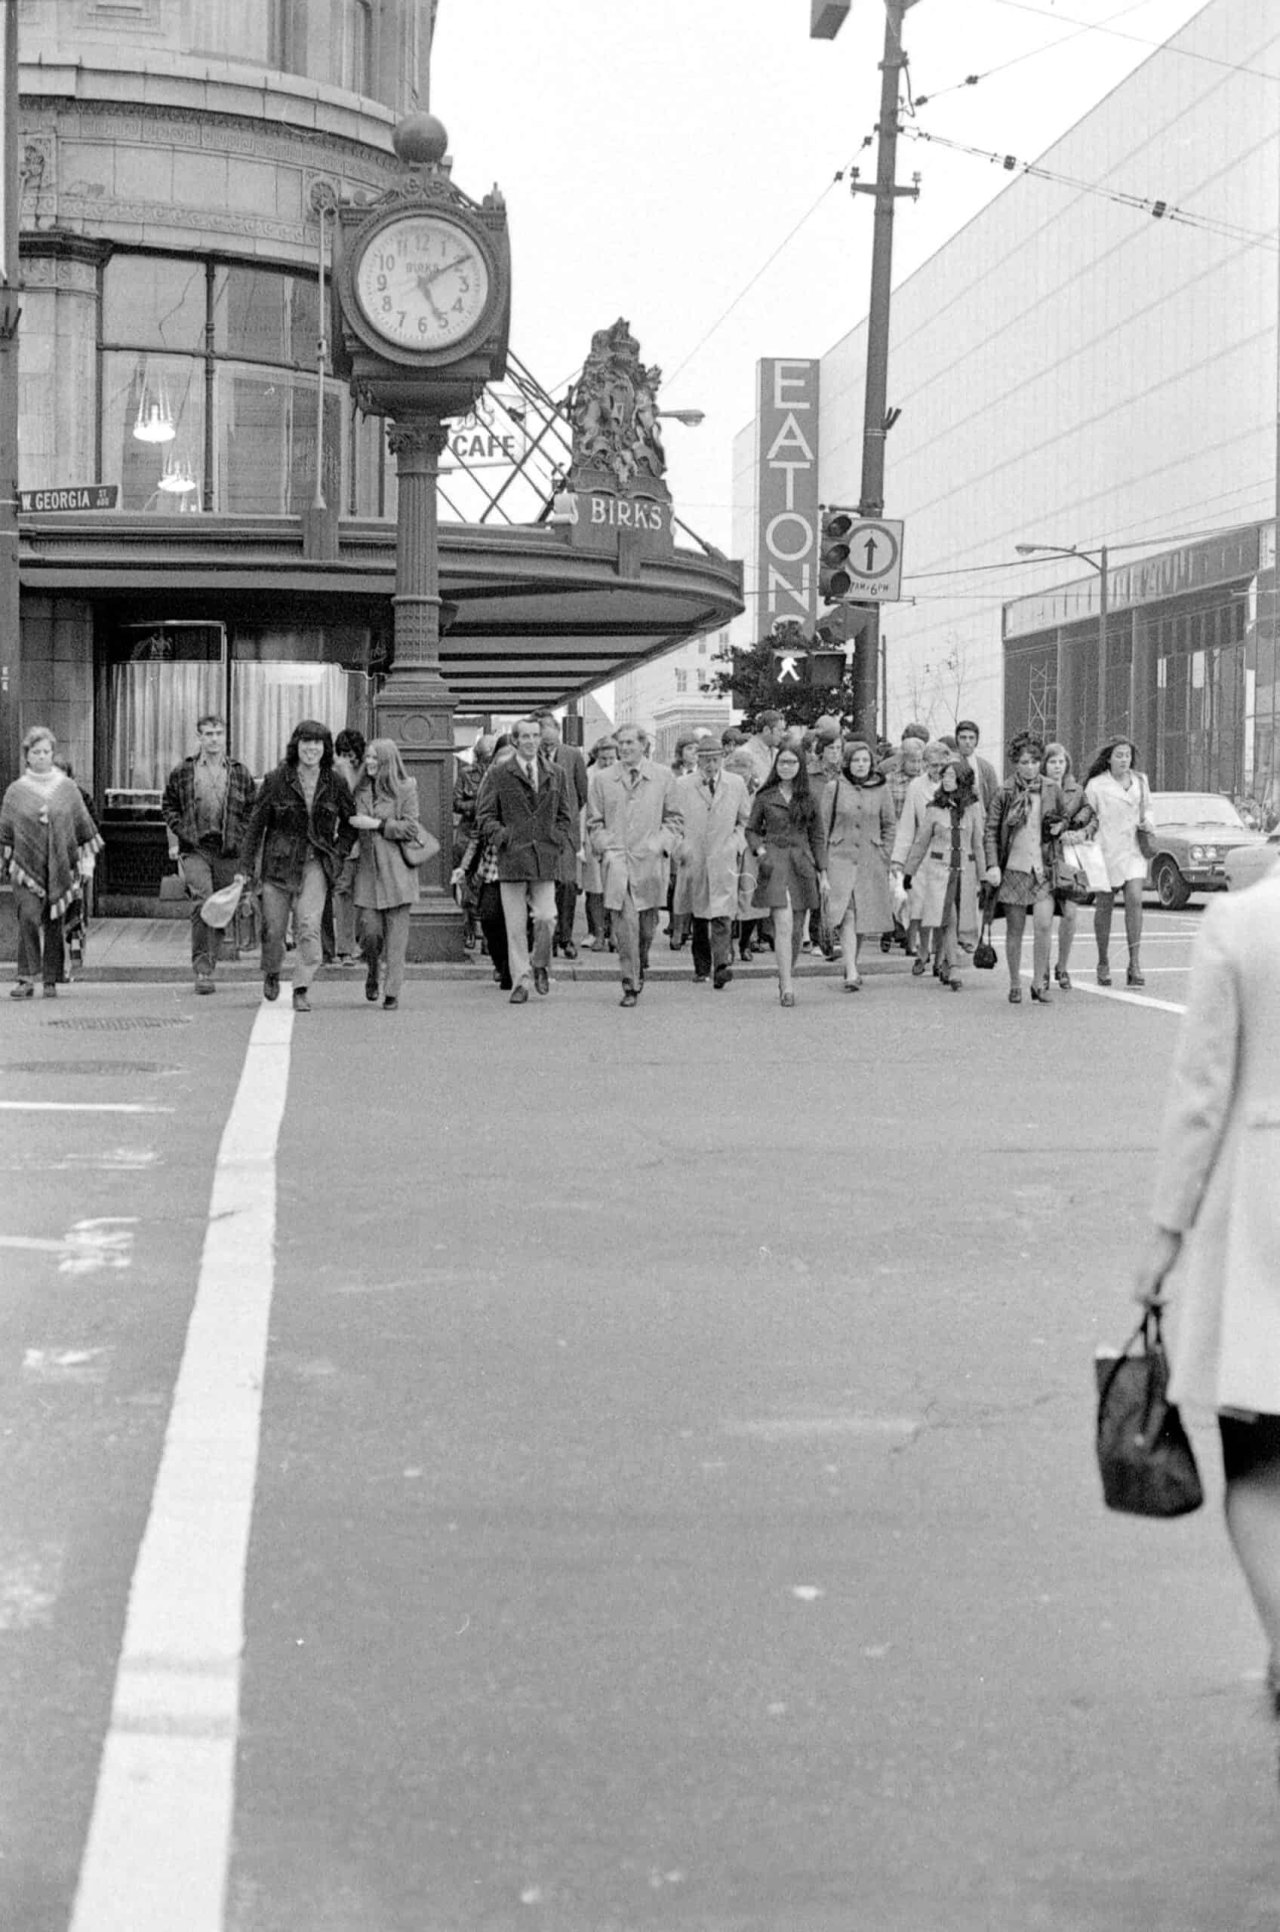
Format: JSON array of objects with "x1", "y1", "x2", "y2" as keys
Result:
[
  {"x1": 538, "y1": 710, "x2": 590, "y2": 959},
  {"x1": 586, "y1": 724, "x2": 683, "y2": 1008},
  {"x1": 477, "y1": 717, "x2": 573, "y2": 1004}
]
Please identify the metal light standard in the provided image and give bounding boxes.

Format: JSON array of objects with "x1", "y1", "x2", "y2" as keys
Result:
[{"x1": 1015, "y1": 540, "x2": 1110, "y2": 749}]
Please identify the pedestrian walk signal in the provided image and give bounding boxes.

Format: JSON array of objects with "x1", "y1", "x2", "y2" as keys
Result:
[
  {"x1": 819, "y1": 509, "x2": 856, "y2": 603},
  {"x1": 772, "y1": 645, "x2": 847, "y2": 688}
]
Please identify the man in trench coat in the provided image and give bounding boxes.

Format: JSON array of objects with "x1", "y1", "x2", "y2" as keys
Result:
[
  {"x1": 586, "y1": 723, "x2": 682, "y2": 1007},
  {"x1": 672, "y1": 738, "x2": 750, "y2": 990}
]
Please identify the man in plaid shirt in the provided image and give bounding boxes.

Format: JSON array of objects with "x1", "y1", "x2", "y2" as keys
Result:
[{"x1": 162, "y1": 715, "x2": 256, "y2": 995}]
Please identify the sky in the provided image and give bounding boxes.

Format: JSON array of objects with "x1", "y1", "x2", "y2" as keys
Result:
[{"x1": 431, "y1": 0, "x2": 1211, "y2": 559}]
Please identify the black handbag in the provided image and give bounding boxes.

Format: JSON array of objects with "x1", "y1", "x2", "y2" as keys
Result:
[
  {"x1": 973, "y1": 883, "x2": 997, "y2": 968},
  {"x1": 1095, "y1": 1307, "x2": 1203, "y2": 1518}
]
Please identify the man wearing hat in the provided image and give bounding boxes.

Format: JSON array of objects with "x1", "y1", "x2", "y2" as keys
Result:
[
  {"x1": 672, "y1": 737, "x2": 750, "y2": 990},
  {"x1": 162, "y1": 714, "x2": 256, "y2": 995}
]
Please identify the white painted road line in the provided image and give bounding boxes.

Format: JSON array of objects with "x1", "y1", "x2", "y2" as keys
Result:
[
  {"x1": 69, "y1": 1000, "x2": 294, "y2": 1932},
  {"x1": 1074, "y1": 981, "x2": 1187, "y2": 1015},
  {"x1": 0, "y1": 1101, "x2": 174, "y2": 1113}
]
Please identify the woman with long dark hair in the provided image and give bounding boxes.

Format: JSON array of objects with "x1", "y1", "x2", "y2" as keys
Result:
[
  {"x1": 452, "y1": 734, "x2": 517, "y2": 988},
  {"x1": 1041, "y1": 741, "x2": 1097, "y2": 991},
  {"x1": 745, "y1": 744, "x2": 829, "y2": 1007},
  {"x1": 350, "y1": 737, "x2": 421, "y2": 1011},
  {"x1": 1083, "y1": 735, "x2": 1156, "y2": 987},
  {"x1": 984, "y1": 733, "x2": 1054, "y2": 1005},
  {"x1": 238, "y1": 719, "x2": 356, "y2": 1012},
  {"x1": 902, "y1": 755, "x2": 984, "y2": 991}
]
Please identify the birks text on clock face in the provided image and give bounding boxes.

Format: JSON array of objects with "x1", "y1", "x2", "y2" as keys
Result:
[{"x1": 354, "y1": 216, "x2": 491, "y2": 351}]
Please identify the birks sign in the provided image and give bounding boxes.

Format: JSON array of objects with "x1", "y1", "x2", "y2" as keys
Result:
[
  {"x1": 756, "y1": 359, "x2": 820, "y2": 630},
  {"x1": 560, "y1": 490, "x2": 673, "y2": 558}
]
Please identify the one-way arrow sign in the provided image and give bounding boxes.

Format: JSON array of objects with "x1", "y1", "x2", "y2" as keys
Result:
[{"x1": 832, "y1": 518, "x2": 904, "y2": 602}]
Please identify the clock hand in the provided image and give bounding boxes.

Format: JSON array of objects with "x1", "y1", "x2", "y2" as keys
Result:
[
  {"x1": 422, "y1": 254, "x2": 471, "y2": 287},
  {"x1": 415, "y1": 276, "x2": 447, "y2": 320}
]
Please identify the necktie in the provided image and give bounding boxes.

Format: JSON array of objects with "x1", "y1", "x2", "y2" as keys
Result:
[
  {"x1": 707, "y1": 780, "x2": 716, "y2": 797},
  {"x1": 525, "y1": 760, "x2": 537, "y2": 789}
]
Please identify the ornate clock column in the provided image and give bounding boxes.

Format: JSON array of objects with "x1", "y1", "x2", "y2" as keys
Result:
[
  {"x1": 331, "y1": 110, "x2": 511, "y2": 962},
  {"x1": 375, "y1": 415, "x2": 458, "y2": 957}
]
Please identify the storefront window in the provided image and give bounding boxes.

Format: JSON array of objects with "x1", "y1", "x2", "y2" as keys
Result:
[
  {"x1": 213, "y1": 364, "x2": 341, "y2": 514},
  {"x1": 105, "y1": 623, "x2": 224, "y2": 794},
  {"x1": 100, "y1": 351, "x2": 206, "y2": 513},
  {"x1": 103, "y1": 257, "x2": 207, "y2": 353},
  {"x1": 212, "y1": 266, "x2": 319, "y2": 367},
  {"x1": 97, "y1": 251, "x2": 393, "y2": 518}
]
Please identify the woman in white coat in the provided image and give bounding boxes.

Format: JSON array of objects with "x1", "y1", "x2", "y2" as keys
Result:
[
  {"x1": 890, "y1": 739, "x2": 948, "y2": 976},
  {"x1": 1084, "y1": 735, "x2": 1157, "y2": 988},
  {"x1": 823, "y1": 739, "x2": 896, "y2": 991},
  {"x1": 1135, "y1": 872, "x2": 1280, "y2": 1731}
]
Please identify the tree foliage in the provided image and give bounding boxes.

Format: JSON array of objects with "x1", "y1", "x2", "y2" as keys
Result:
[{"x1": 705, "y1": 622, "x2": 856, "y2": 730}]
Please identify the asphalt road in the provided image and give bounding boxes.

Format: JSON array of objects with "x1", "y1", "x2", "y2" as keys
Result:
[{"x1": 2, "y1": 906, "x2": 1278, "y2": 1932}]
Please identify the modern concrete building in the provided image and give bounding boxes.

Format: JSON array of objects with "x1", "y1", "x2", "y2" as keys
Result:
[
  {"x1": 7, "y1": 1, "x2": 739, "y2": 909},
  {"x1": 731, "y1": 0, "x2": 1278, "y2": 790}
]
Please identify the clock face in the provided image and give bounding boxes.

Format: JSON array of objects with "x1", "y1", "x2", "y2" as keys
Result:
[{"x1": 354, "y1": 216, "x2": 492, "y2": 352}]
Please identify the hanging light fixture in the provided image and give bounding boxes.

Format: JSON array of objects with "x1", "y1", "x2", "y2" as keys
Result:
[
  {"x1": 156, "y1": 447, "x2": 197, "y2": 495},
  {"x1": 133, "y1": 366, "x2": 175, "y2": 444}
]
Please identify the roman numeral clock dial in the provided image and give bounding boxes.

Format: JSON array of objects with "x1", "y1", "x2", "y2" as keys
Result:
[{"x1": 353, "y1": 215, "x2": 492, "y2": 352}]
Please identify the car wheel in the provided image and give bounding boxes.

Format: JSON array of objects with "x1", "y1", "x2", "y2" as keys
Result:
[{"x1": 1154, "y1": 856, "x2": 1191, "y2": 909}]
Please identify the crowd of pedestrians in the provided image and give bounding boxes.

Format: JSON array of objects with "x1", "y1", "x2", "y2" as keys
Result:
[{"x1": 1, "y1": 707, "x2": 1160, "y2": 1010}]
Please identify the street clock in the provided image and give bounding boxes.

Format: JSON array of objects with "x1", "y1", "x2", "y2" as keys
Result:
[{"x1": 332, "y1": 115, "x2": 510, "y2": 419}]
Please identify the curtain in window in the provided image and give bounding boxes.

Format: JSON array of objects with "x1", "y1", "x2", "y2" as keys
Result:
[
  {"x1": 108, "y1": 661, "x2": 220, "y2": 792},
  {"x1": 231, "y1": 662, "x2": 349, "y2": 781}
]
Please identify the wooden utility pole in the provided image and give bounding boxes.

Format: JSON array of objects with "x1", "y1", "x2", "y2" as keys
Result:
[
  {"x1": 848, "y1": 0, "x2": 919, "y2": 744},
  {"x1": 0, "y1": 0, "x2": 19, "y2": 785}
]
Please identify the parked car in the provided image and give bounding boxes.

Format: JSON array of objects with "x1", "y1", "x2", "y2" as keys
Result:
[
  {"x1": 1224, "y1": 826, "x2": 1280, "y2": 893},
  {"x1": 1144, "y1": 792, "x2": 1266, "y2": 908}
]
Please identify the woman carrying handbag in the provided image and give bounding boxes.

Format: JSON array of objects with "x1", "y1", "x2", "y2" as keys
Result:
[
  {"x1": 1083, "y1": 735, "x2": 1157, "y2": 988},
  {"x1": 350, "y1": 737, "x2": 421, "y2": 1011},
  {"x1": 1041, "y1": 742, "x2": 1098, "y2": 991}
]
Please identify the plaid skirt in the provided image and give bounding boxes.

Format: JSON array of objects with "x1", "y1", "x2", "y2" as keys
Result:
[{"x1": 998, "y1": 866, "x2": 1052, "y2": 908}]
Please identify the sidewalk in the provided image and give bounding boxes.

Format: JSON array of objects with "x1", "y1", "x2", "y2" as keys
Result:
[{"x1": 67, "y1": 919, "x2": 921, "y2": 983}]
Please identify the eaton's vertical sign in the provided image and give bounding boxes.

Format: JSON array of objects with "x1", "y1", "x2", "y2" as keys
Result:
[{"x1": 756, "y1": 359, "x2": 820, "y2": 631}]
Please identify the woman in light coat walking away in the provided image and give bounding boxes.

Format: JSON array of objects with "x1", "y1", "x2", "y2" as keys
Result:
[
  {"x1": 1083, "y1": 735, "x2": 1156, "y2": 987},
  {"x1": 672, "y1": 738, "x2": 750, "y2": 989},
  {"x1": 1134, "y1": 871, "x2": 1280, "y2": 1761},
  {"x1": 350, "y1": 737, "x2": 420, "y2": 1011},
  {"x1": 823, "y1": 739, "x2": 896, "y2": 991},
  {"x1": 902, "y1": 757, "x2": 984, "y2": 990}
]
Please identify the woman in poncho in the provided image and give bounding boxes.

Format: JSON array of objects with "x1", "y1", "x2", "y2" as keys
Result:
[{"x1": 0, "y1": 724, "x2": 102, "y2": 998}]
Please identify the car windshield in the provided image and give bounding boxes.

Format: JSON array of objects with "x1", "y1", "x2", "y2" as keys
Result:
[{"x1": 1151, "y1": 794, "x2": 1244, "y2": 829}]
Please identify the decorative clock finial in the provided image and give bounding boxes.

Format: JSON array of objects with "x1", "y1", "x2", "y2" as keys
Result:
[{"x1": 393, "y1": 113, "x2": 449, "y2": 169}]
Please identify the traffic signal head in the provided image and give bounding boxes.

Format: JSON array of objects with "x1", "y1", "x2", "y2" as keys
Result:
[{"x1": 819, "y1": 509, "x2": 855, "y2": 603}]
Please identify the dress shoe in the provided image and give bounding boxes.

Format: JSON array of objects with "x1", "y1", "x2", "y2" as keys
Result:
[
  {"x1": 1054, "y1": 965, "x2": 1072, "y2": 990},
  {"x1": 364, "y1": 957, "x2": 380, "y2": 1002},
  {"x1": 1096, "y1": 962, "x2": 1112, "y2": 987},
  {"x1": 1029, "y1": 982, "x2": 1052, "y2": 1004},
  {"x1": 779, "y1": 990, "x2": 796, "y2": 1008},
  {"x1": 561, "y1": 940, "x2": 579, "y2": 960},
  {"x1": 911, "y1": 957, "x2": 926, "y2": 977},
  {"x1": 9, "y1": 981, "x2": 33, "y2": 999},
  {"x1": 843, "y1": 977, "x2": 862, "y2": 992},
  {"x1": 291, "y1": 987, "x2": 311, "y2": 1013},
  {"x1": 41, "y1": 984, "x2": 57, "y2": 998},
  {"x1": 713, "y1": 967, "x2": 733, "y2": 991},
  {"x1": 1008, "y1": 986, "x2": 1022, "y2": 1004},
  {"x1": 509, "y1": 983, "x2": 530, "y2": 1004},
  {"x1": 382, "y1": 995, "x2": 398, "y2": 1011},
  {"x1": 1126, "y1": 967, "x2": 1146, "y2": 988},
  {"x1": 694, "y1": 973, "x2": 710, "y2": 985},
  {"x1": 195, "y1": 968, "x2": 215, "y2": 995},
  {"x1": 533, "y1": 966, "x2": 550, "y2": 996},
  {"x1": 620, "y1": 988, "x2": 639, "y2": 1007},
  {"x1": 263, "y1": 972, "x2": 280, "y2": 1001}
]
